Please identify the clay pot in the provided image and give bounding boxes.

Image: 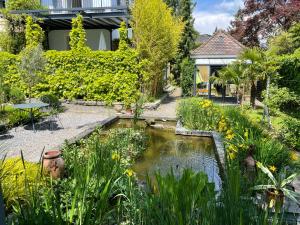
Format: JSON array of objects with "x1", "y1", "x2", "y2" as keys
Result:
[{"x1": 43, "y1": 150, "x2": 65, "y2": 179}]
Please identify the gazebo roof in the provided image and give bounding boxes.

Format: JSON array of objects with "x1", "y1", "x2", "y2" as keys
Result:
[{"x1": 191, "y1": 30, "x2": 245, "y2": 58}]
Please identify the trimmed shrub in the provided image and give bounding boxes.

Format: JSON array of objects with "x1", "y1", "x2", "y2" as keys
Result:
[{"x1": 0, "y1": 48, "x2": 147, "y2": 107}]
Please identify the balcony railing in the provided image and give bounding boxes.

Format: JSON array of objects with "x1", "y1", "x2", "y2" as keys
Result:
[{"x1": 41, "y1": 0, "x2": 128, "y2": 9}]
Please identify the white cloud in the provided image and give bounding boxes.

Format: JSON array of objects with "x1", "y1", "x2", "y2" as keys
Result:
[
  {"x1": 218, "y1": 0, "x2": 244, "y2": 11},
  {"x1": 193, "y1": 11, "x2": 234, "y2": 34}
]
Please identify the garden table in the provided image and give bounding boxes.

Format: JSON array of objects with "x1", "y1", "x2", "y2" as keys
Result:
[{"x1": 13, "y1": 102, "x2": 49, "y2": 132}]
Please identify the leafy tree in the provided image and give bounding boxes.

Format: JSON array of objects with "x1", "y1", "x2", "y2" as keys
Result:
[
  {"x1": 180, "y1": 57, "x2": 194, "y2": 97},
  {"x1": 165, "y1": 0, "x2": 179, "y2": 14},
  {"x1": 267, "y1": 31, "x2": 294, "y2": 56},
  {"x1": 69, "y1": 14, "x2": 89, "y2": 51},
  {"x1": 165, "y1": 0, "x2": 197, "y2": 95},
  {"x1": 289, "y1": 22, "x2": 300, "y2": 50},
  {"x1": 239, "y1": 47, "x2": 264, "y2": 108},
  {"x1": 18, "y1": 44, "x2": 46, "y2": 102},
  {"x1": 131, "y1": 0, "x2": 184, "y2": 97},
  {"x1": 6, "y1": 0, "x2": 41, "y2": 10},
  {"x1": 0, "y1": 0, "x2": 42, "y2": 53},
  {"x1": 230, "y1": 0, "x2": 300, "y2": 46}
]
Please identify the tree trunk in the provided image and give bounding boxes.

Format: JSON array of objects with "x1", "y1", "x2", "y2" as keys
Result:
[{"x1": 250, "y1": 81, "x2": 256, "y2": 108}]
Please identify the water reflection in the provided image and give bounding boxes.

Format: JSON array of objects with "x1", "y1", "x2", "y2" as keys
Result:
[{"x1": 108, "y1": 119, "x2": 222, "y2": 191}]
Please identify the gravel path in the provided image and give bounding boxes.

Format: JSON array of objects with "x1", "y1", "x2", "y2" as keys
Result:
[
  {"x1": 0, "y1": 104, "x2": 115, "y2": 162},
  {"x1": 0, "y1": 89, "x2": 182, "y2": 162}
]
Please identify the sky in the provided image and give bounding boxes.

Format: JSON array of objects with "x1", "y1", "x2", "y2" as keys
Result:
[{"x1": 193, "y1": 0, "x2": 244, "y2": 35}]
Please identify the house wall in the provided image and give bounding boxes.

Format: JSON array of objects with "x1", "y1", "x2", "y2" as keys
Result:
[{"x1": 48, "y1": 29, "x2": 111, "y2": 51}]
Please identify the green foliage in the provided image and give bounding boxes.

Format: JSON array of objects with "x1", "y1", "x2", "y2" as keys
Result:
[
  {"x1": 19, "y1": 44, "x2": 46, "y2": 101},
  {"x1": 276, "y1": 52, "x2": 300, "y2": 96},
  {"x1": 131, "y1": 0, "x2": 184, "y2": 97},
  {"x1": 267, "y1": 31, "x2": 294, "y2": 56},
  {"x1": 0, "y1": 47, "x2": 146, "y2": 107},
  {"x1": 177, "y1": 98, "x2": 221, "y2": 130},
  {"x1": 25, "y1": 16, "x2": 44, "y2": 47},
  {"x1": 9, "y1": 129, "x2": 146, "y2": 224},
  {"x1": 40, "y1": 50, "x2": 145, "y2": 107},
  {"x1": 180, "y1": 57, "x2": 194, "y2": 96},
  {"x1": 0, "y1": 158, "x2": 41, "y2": 210},
  {"x1": 141, "y1": 169, "x2": 215, "y2": 225},
  {"x1": 118, "y1": 21, "x2": 128, "y2": 51},
  {"x1": 177, "y1": 98, "x2": 291, "y2": 171},
  {"x1": 5, "y1": 0, "x2": 41, "y2": 10},
  {"x1": 39, "y1": 93, "x2": 61, "y2": 108},
  {"x1": 280, "y1": 117, "x2": 300, "y2": 151},
  {"x1": 69, "y1": 14, "x2": 89, "y2": 51},
  {"x1": 289, "y1": 22, "x2": 300, "y2": 51},
  {"x1": 8, "y1": 87, "x2": 25, "y2": 104},
  {"x1": 263, "y1": 85, "x2": 300, "y2": 114}
]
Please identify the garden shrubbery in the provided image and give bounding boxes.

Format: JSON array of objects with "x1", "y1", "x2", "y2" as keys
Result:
[
  {"x1": 177, "y1": 98, "x2": 294, "y2": 172},
  {"x1": 0, "y1": 48, "x2": 146, "y2": 107},
  {"x1": 0, "y1": 158, "x2": 41, "y2": 210}
]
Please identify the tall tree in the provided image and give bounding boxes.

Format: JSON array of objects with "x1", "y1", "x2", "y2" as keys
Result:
[
  {"x1": 230, "y1": 0, "x2": 300, "y2": 47},
  {"x1": 131, "y1": 0, "x2": 184, "y2": 97},
  {"x1": 239, "y1": 47, "x2": 264, "y2": 108},
  {"x1": 166, "y1": 0, "x2": 197, "y2": 95}
]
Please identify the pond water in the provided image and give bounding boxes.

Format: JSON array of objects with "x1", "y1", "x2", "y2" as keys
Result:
[{"x1": 107, "y1": 119, "x2": 222, "y2": 191}]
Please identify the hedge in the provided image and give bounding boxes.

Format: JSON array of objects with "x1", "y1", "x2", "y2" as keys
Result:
[
  {"x1": 277, "y1": 51, "x2": 300, "y2": 96},
  {"x1": 0, "y1": 49, "x2": 146, "y2": 107}
]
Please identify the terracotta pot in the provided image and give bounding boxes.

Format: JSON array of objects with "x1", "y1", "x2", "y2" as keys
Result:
[
  {"x1": 43, "y1": 150, "x2": 65, "y2": 179},
  {"x1": 266, "y1": 189, "x2": 284, "y2": 208}
]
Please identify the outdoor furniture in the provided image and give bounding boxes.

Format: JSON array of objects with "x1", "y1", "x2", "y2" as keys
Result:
[{"x1": 13, "y1": 102, "x2": 49, "y2": 132}]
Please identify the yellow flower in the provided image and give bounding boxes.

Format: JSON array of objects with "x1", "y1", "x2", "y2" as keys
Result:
[
  {"x1": 200, "y1": 100, "x2": 213, "y2": 108},
  {"x1": 125, "y1": 169, "x2": 134, "y2": 177},
  {"x1": 225, "y1": 134, "x2": 235, "y2": 140},
  {"x1": 228, "y1": 152, "x2": 236, "y2": 160},
  {"x1": 225, "y1": 129, "x2": 235, "y2": 140},
  {"x1": 112, "y1": 152, "x2": 120, "y2": 161},
  {"x1": 269, "y1": 165, "x2": 277, "y2": 173},
  {"x1": 228, "y1": 144, "x2": 238, "y2": 153},
  {"x1": 290, "y1": 152, "x2": 299, "y2": 161}
]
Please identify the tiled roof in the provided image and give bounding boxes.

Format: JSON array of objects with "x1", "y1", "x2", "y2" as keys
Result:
[{"x1": 191, "y1": 30, "x2": 245, "y2": 56}]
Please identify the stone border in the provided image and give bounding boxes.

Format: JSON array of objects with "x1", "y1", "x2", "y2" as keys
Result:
[
  {"x1": 175, "y1": 120, "x2": 226, "y2": 179},
  {"x1": 61, "y1": 94, "x2": 169, "y2": 110},
  {"x1": 57, "y1": 116, "x2": 118, "y2": 149}
]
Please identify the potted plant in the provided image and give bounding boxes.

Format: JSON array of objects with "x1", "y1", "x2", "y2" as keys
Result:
[{"x1": 252, "y1": 162, "x2": 300, "y2": 209}]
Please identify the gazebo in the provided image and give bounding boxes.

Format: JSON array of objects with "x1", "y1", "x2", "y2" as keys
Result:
[{"x1": 191, "y1": 30, "x2": 245, "y2": 99}]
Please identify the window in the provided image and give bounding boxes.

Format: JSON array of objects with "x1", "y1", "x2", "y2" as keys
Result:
[
  {"x1": 72, "y1": 0, "x2": 82, "y2": 8},
  {"x1": 0, "y1": 0, "x2": 5, "y2": 8}
]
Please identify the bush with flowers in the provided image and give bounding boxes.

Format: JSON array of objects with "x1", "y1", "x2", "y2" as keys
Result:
[{"x1": 177, "y1": 98, "x2": 298, "y2": 174}]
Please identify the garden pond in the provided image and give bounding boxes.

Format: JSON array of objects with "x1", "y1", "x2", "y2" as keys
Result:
[{"x1": 105, "y1": 119, "x2": 222, "y2": 191}]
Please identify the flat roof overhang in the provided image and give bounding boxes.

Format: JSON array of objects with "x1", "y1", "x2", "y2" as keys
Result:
[{"x1": 9, "y1": 7, "x2": 130, "y2": 30}]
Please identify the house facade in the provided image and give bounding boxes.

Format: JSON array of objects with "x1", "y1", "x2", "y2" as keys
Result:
[
  {"x1": 1, "y1": 0, "x2": 130, "y2": 51},
  {"x1": 191, "y1": 30, "x2": 245, "y2": 98}
]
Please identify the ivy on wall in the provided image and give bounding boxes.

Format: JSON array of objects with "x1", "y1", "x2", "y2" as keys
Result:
[{"x1": 0, "y1": 49, "x2": 147, "y2": 107}]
